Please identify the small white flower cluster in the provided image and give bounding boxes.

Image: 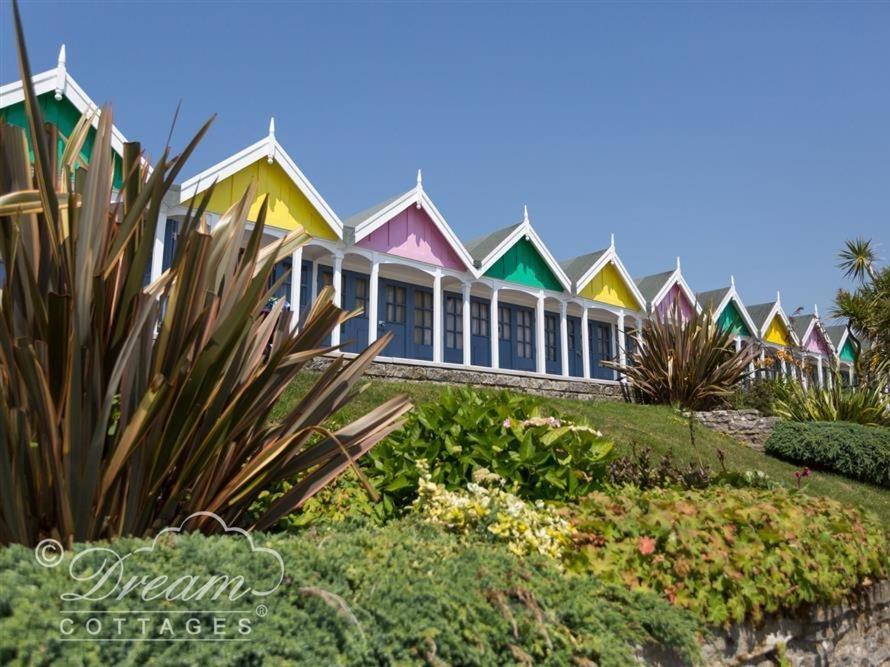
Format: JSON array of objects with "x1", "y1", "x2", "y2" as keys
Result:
[
  {"x1": 502, "y1": 416, "x2": 603, "y2": 438},
  {"x1": 412, "y1": 463, "x2": 571, "y2": 561}
]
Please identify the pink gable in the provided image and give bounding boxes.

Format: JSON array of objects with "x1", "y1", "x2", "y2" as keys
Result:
[
  {"x1": 655, "y1": 283, "x2": 695, "y2": 319},
  {"x1": 356, "y1": 205, "x2": 466, "y2": 270},
  {"x1": 805, "y1": 326, "x2": 831, "y2": 356}
]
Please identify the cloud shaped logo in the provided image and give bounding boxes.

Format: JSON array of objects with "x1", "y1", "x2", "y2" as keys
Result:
[
  {"x1": 48, "y1": 511, "x2": 285, "y2": 604},
  {"x1": 133, "y1": 512, "x2": 285, "y2": 597}
]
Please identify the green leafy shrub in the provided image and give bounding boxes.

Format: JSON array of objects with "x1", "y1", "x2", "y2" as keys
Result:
[
  {"x1": 607, "y1": 446, "x2": 714, "y2": 490},
  {"x1": 413, "y1": 466, "x2": 572, "y2": 559},
  {"x1": 366, "y1": 387, "x2": 613, "y2": 512},
  {"x1": 568, "y1": 486, "x2": 887, "y2": 626},
  {"x1": 765, "y1": 421, "x2": 890, "y2": 487},
  {"x1": 728, "y1": 378, "x2": 789, "y2": 415},
  {"x1": 773, "y1": 372, "x2": 890, "y2": 426},
  {"x1": 0, "y1": 523, "x2": 700, "y2": 666}
]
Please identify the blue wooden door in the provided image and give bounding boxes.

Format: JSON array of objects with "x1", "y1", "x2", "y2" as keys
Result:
[
  {"x1": 268, "y1": 257, "x2": 292, "y2": 305},
  {"x1": 341, "y1": 270, "x2": 369, "y2": 353},
  {"x1": 299, "y1": 260, "x2": 312, "y2": 317},
  {"x1": 544, "y1": 312, "x2": 561, "y2": 375},
  {"x1": 162, "y1": 218, "x2": 180, "y2": 271},
  {"x1": 317, "y1": 266, "x2": 334, "y2": 346},
  {"x1": 567, "y1": 316, "x2": 583, "y2": 377},
  {"x1": 379, "y1": 280, "x2": 408, "y2": 358},
  {"x1": 589, "y1": 320, "x2": 614, "y2": 380},
  {"x1": 498, "y1": 304, "x2": 514, "y2": 369},
  {"x1": 443, "y1": 292, "x2": 463, "y2": 364},
  {"x1": 470, "y1": 297, "x2": 491, "y2": 366},
  {"x1": 410, "y1": 287, "x2": 434, "y2": 361},
  {"x1": 513, "y1": 306, "x2": 536, "y2": 372}
]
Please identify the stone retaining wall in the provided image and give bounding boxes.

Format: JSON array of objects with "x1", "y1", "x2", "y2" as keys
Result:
[
  {"x1": 701, "y1": 580, "x2": 890, "y2": 666},
  {"x1": 691, "y1": 409, "x2": 779, "y2": 450},
  {"x1": 306, "y1": 356, "x2": 624, "y2": 401}
]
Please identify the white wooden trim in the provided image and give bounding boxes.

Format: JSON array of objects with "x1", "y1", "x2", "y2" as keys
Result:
[
  {"x1": 475, "y1": 220, "x2": 572, "y2": 292},
  {"x1": 573, "y1": 245, "x2": 647, "y2": 312},
  {"x1": 178, "y1": 133, "x2": 343, "y2": 239},
  {"x1": 348, "y1": 186, "x2": 477, "y2": 274}
]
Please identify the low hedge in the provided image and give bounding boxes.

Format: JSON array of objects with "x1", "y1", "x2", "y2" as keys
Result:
[
  {"x1": 567, "y1": 486, "x2": 888, "y2": 626},
  {"x1": 765, "y1": 420, "x2": 890, "y2": 487},
  {"x1": 0, "y1": 521, "x2": 700, "y2": 666}
]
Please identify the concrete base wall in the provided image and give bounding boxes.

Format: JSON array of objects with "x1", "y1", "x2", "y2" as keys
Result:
[
  {"x1": 306, "y1": 355, "x2": 624, "y2": 401},
  {"x1": 702, "y1": 580, "x2": 890, "y2": 666},
  {"x1": 691, "y1": 409, "x2": 779, "y2": 451}
]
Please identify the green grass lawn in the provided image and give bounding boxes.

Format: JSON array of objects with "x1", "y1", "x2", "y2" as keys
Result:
[{"x1": 273, "y1": 373, "x2": 890, "y2": 523}]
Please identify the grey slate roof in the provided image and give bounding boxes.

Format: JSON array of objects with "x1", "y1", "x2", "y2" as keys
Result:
[
  {"x1": 559, "y1": 249, "x2": 607, "y2": 284},
  {"x1": 790, "y1": 314, "x2": 815, "y2": 342},
  {"x1": 746, "y1": 301, "x2": 777, "y2": 330},
  {"x1": 696, "y1": 286, "x2": 730, "y2": 313},
  {"x1": 342, "y1": 191, "x2": 408, "y2": 232},
  {"x1": 464, "y1": 223, "x2": 521, "y2": 265},
  {"x1": 825, "y1": 325, "x2": 849, "y2": 350},
  {"x1": 634, "y1": 270, "x2": 674, "y2": 304}
]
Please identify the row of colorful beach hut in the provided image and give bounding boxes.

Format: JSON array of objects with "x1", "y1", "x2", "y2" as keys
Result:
[{"x1": 0, "y1": 48, "x2": 859, "y2": 387}]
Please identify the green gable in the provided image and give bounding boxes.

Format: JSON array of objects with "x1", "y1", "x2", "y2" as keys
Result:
[
  {"x1": 839, "y1": 339, "x2": 857, "y2": 363},
  {"x1": 1, "y1": 91, "x2": 123, "y2": 188},
  {"x1": 717, "y1": 300, "x2": 751, "y2": 337},
  {"x1": 483, "y1": 237, "x2": 563, "y2": 291}
]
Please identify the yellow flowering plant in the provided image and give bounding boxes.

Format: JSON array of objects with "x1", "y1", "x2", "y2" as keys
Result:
[{"x1": 412, "y1": 463, "x2": 572, "y2": 560}]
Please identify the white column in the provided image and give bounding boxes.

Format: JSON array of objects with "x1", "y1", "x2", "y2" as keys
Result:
[
  {"x1": 367, "y1": 256, "x2": 379, "y2": 344},
  {"x1": 617, "y1": 312, "x2": 627, "y2": 382},
  {"x1": 780, "y1": 357, "x2": 787, "y2": 378},
  {"x1": 289, "y1": 246, "x2": 302, "y2": 330},
  {"x1": 559, "y1": 301, "x2": 569, "y2": 378},
  {"x1": 581, "y1": 308, "x2": 591, "y2": 379},
  {"x1": 734, "y1": 337, "x2": 742, "y2": 353},
  {"x1": 150, "y1": 205, "x2": 168, "y2": 282},
  {"x1": 330, "y1": 253, "x2": 343, "y2": 347},
  {"x1": 432, "y1": 271, "x2": 443, "y2": 363},
  {"x1": 817, "y1": 355, "x2": 824, "y2": 388},
  {"x1": 462, "y1": 282, "x2": 472, "y2": 366},
  {"x1": 535, "y1": 293, "x2": 546, "y2": 374},
  {"x1": 490, "y1": 287, "x2": 500, "y2": 369},
  {"x1": 849, "y1": 364, "x2": 855, "y2": 387},
  {"x1": 760, "y1": 348, "x2": 766, "y2": 379}
]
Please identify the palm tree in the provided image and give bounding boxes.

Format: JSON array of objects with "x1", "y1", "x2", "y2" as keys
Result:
[{"x1": 837, "y1": 238, "x2": 877, "y2": 283}]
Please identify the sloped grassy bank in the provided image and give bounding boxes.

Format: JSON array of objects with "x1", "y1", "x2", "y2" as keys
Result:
[{"x1": 0, "y1": 522, "x2": 700, "y2": 666}]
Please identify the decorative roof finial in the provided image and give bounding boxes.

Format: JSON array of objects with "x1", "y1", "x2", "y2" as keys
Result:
[
  {"x1": 730, "y1": 274, "x2": 735, "y2": 288},
  {"x1": 416, "y1": 169, "x2": 423, "y2": 208},
  {"x1": 610, "y1": 233, "x2": 615, "y2": 249},
  {"x1": 814, "y1": 303, "x2": 820, "y2": 318},
  {"x1": 54, "y1": 44, "x2": 67, "y2": 101},
  {"x1": 676, "y1": 256, "x2": 681, "y2": 271},
  {"x1": 776, "y1": 290, "x2": 781, "y2": 305},
  {"x1": 266, "y1": 117, "x2": 276, "y2": 164},
  {"x1": 523, "y1": 204, "x2": 529, "y2": 225}
]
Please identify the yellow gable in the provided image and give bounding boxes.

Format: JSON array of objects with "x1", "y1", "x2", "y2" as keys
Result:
[
  {"x1": 764, "y1": 314, "x2": 792, "y2": 346},
  {"x1": 579, "y1": 262, "x2": 643, "y2": 310},
  {"x1": 193, "y1": 159, "x2": 338, "y2": 240}
]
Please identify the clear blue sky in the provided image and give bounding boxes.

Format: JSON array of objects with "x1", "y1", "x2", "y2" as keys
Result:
[{"x1": 2, "y1": 1, "x2": 887, "y2": 319}]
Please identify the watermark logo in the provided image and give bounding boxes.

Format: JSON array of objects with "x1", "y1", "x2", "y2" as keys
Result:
[{"x1": 35, "y1": 512, "x2": 284, "y2": 642}]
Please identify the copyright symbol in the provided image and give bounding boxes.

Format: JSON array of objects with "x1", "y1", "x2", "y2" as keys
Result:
[{"x1": 35, "y1": 539, "x2": 65, "y2": 568}]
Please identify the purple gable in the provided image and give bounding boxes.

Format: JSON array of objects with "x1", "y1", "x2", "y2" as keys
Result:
[
  {"x1": 356, "y1": 204, "x2": 465, "y2": 270},
  {"x1": 655, "y1": 283, "x2": 695, "y2": 319},
  {"x1": 804, "y1": 326, "x2": 831, "y2": 356}
]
